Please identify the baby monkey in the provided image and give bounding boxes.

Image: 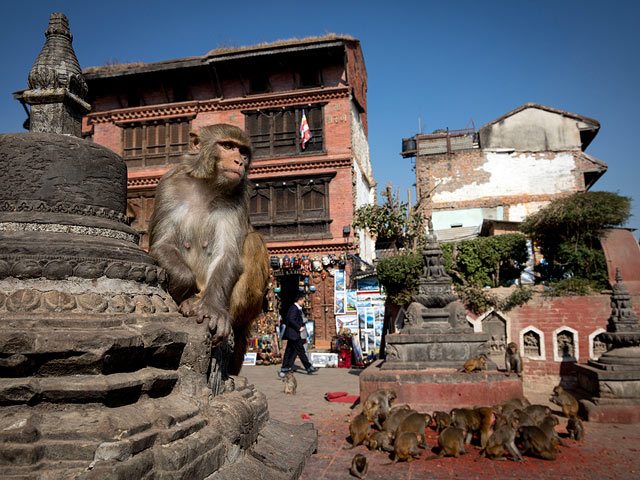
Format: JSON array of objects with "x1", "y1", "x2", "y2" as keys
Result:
[
  {"x1": 282, "y1": 371, "x2": 297, "y2": 395},
  {"x1": 349, "y1": 453, "x2": 368, "y2": 478},
  {"x1": 459, "y1": 355, "x2": 486, "y2": 373}
]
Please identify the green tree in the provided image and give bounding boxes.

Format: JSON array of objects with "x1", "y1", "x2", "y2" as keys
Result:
[
  {"x1": 520, "y1": 191, "x2": 631, "y2": 289},
  {"x1": 353, "y1": 184, "x2": 425, "y2": 251}
]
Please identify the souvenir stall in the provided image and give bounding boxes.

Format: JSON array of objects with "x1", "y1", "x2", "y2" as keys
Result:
[{"x1": 247, "y1": 252, "x2": 347, "y2": 364}]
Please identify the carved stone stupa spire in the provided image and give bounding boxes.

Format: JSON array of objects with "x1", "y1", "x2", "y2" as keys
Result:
[{"x1": 22, "y1": 12, "x2": 89, "y2": 136}]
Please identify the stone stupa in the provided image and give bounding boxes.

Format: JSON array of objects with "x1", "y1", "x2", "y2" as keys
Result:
[
  {"x1": 577, "y1": 269, "x2": 640, "y2": 422},
  {"x1": 360, "y1": 229, "x2": 523, "y2": 410},
  {"x1": 0, "y1": 13, "x2": 315, "y2": 479}
]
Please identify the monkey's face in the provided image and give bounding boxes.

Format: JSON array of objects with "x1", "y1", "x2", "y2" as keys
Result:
[{"x1": 216, "y1": 139, "x2": 250, "y2": 186}]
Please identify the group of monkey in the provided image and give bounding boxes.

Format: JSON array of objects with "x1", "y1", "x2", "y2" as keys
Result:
[{"x1": 347, "y1": 386, "x2": 585, "y2": 478}]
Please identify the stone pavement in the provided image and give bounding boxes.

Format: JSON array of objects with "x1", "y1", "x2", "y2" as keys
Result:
[{"x1": 242, "y1": 362, "x2": 640, "y2": 479}]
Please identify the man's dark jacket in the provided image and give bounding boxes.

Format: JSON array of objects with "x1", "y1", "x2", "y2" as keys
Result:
[{"x1": 284, "y1": 303, "x2": 304, "y2": 341}]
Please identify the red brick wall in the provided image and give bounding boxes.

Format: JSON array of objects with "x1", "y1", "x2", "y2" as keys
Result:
[{"x1": 505, "y1": 294, "x2": 640, "y2": 383}]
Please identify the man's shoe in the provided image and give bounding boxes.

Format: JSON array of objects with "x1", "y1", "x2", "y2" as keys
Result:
[
  {"x1": 278, "y1": 368, "x2": 291, "y2": 378},
  {"x1": 306, "y1": 367, "x2": 319, "y2": 375}
]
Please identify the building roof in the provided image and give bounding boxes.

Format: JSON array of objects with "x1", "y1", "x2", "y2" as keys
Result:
[
  {"x1": 83, "y1": 34, "x2": 358, "y2": 80},
  {"x1": 481, "y1": 103, "x2": 600, "y2": 130}
]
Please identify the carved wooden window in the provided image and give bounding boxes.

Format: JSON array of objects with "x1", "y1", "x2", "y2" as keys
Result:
[
  {"x1": 121, "y1": 118, "x2": 191, "y2": 167},
  {"x1": 249, "y1": 174, "x2": 333, "y2": 240},
  {"x1": 244, "y1": 104, "x2": 324, "y2": 158}
]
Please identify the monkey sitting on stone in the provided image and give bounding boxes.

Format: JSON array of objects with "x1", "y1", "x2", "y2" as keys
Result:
[
  {"x1": 282, "y1": 371, "x2": 297, "y2": 395},
  {"x1": 349, "y1": 453, "x2": 368, "y2": 478},
  {"x1": 459, "y1": 355, "x2": 486, "y2": 373},
  {"x1": 148, "y1": 124, "x2": 269, "y2": 376},
  {"x1": 549, "y1": 385, "x2": 579, "y2": 417},
  {"x1": 504, "y1": 342, "x2": 523, "y2": 377}
]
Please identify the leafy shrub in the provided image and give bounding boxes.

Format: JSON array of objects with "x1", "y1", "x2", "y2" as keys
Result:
[{"x1": 375, "y1": 253, "x2": 421, "y2": 307}]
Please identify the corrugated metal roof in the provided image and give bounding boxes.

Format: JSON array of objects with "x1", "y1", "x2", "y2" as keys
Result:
[{"x1": 435, "y1": 225, "x2": 482, "y2": 242}]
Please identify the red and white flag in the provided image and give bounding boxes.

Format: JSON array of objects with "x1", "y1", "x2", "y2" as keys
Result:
[{"x1": 300, "y1": 109, "x2": 312, "y2": 150}]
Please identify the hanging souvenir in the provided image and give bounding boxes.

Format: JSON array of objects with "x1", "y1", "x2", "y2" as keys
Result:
[
  {"x1": 302, "y1": 255, "x2": 311, "y2": 271},
  {"x1": 321, "y1": 255, "x2": 330, "y2": 267},
  {"x1": 283, "y1": 255, "x2": 291, "y2": 270},
  {"x1": 312, "y1": 255, "x2": 322, "y2": 272},
  {"x1": 310, "y1": 285, "x2": 316, "y2": 292},
  {"x1": 292, "y1": 255, "x2": 301, "y2": 269},
  {"x1": 270, "y1": 256, "x2": 280, "y2": 270},
  {"x1": 321, "y1": 271, "x2": 327, "y2": 280},
  {"x1": 274, "y1": 286, "x2": 281, "y2": 293}
]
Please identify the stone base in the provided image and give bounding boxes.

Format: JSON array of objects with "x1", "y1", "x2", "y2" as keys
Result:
[
  {"x1": 580, "y1": 399, "x2": 640, "y2": 423},
  {"x1": 360, "y1": 360, "x2": 523, "y2": 411}
]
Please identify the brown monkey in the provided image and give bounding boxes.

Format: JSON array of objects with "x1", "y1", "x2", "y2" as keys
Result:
[
  {"x1": 349, "y1": 453, "x2": 368, "y2": 478},
  {"x1": 550, "y1": 385, "x2": 579, "y2": 417},
  {"x1": 498, "y1": 397, "x2": 531, "y2": 412},
  {"x1": 432, "y1": 411, "x2": 452, "y2": 433},
  {"x1": 505, "y1": 342, "x2": 523, "y2": 376},
  {"x1": 363, "y1": 389, "x2": 397, "y2": 430},
  {"x1": 395, "y1": 412, "x2": 432, "y2": 447},
  {"x1": 365, "y1": 430, "x2": 394, "y2": 452},
  {"x1": 450, "y1": 408, "x2": 483, "y2": 445},
  {"x1": 476, "y1": 415, "x2": 523, "y2": 462},
  {"x1": 381, "y1": 406, "x2": 415, "y2": 438},
  {"x1": 475, "y1": 407, "x2": 494, "y2": 449},
  {"x1": 459, "y1": 355, "x2": 486, "y2": 373},
  {"x1": 345, "y1": 413, "x2": 371, "y2": 449},
  {"x1": 538, "y1": 415, "x2": 566, "y2": 447},
  {"x1": 517, "y1": 426, "x2": 559, "y2": 460},
  {"x1": 148, "y1": 124, "x2": 269, "y2": 375},
  {"x1": 523, "y1": 404, "x2": 553, "y2": 425},
  {"x1": 282, "y1": 371, "x2": 297, "y2": 395},
  {"x1": 566, "y1": 415, "x2": 584, "y2": 441},
  {"x1": 429, "y1": 426, "x2": 466, "y2": 458},
  {"x1": 390, "y1": 432, "x2": 424, "y2": 463}
]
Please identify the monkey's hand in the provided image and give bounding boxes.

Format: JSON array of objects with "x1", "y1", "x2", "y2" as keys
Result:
[
  {"x1": 178, "y1": 296, "x2": 201, "y2": 317},
  {"x1": 204, "y1": 307, "x2": 233, "y2": 347}
]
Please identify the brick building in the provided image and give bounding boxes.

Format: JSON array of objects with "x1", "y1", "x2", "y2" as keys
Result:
[
  {"x1": 80, "y1": 35, "x2": 376, "y2": 349},
  {"x1": 401, "y1": 103, "x2": 608, "y2": 242}
]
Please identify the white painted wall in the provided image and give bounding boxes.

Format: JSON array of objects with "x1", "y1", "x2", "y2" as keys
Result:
[
  {"x1": 351, "y1": 103, "x2": 376, "y2": 263},
  {"x1": 433, "y1": 152, "x2": 578, "y2": 205}
]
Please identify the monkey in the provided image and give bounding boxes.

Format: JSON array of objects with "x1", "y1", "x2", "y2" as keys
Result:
[
  {"x1": 432, "y1": 411, "x2": 452, "y2": 433},
  {"x1": 476, "y1": 415, "x2": 523, "y2": 462},
  {"x1": 345, "y1": 413, "x2": 371, "y2": 449},
  {"x1": 523, "y1": 404, "x2": 553, "y2": 425},
  {"x1": 389, "y1": 431, "x2": 424, "y2": 463},
  {"x1": 427, "y1": 426, "x2": 466, "y2": 459},
  {"x1": 566, "y1": 415, "x2": 584, "y2": 441},
  {"x1": 282, "y1": 371, "x2": 297, "y2": 395},
  {"x1": 148, "y1": 124, "x2": 269, "y2": 375},
  {"x1": 538, "y1": 414, "x2": 566, "y2": 447},
  {"x1": 517, "y1": 425, "x2": 559, "y2": 460},
  {"x1": 550, "y1": 385, "x2": 579, "y2": 418},
  {"x1": 498, "y1": 397, "x2": 531, "y2": 412},
  {"x1": 451, "y1": 407, "x2": 488, "y2": 446},
  {"x1": 504, "y1": 342, "x2": 523, "y2": 377},
  {"x1": 458, "y1": 355, "x2": 486, "y2": 373},
  {"x1": 363, "y1": 389, "x2": 397, "y2": 430},
  {"x1": 365, "y1": 430, "x2": 394, "y2": 452},
  {"x1": 381, "y1": 406, "x2": 415, "y2": 438},
  {"x1": 349, "y1": 453, "x2": 368, "y2": 478},
  {"x1": 395, "y1": 412, "x2": 432, "y2": 447}
]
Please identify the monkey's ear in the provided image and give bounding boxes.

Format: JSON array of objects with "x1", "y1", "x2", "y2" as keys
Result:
[{"x1": 189, "y1": 131, "x2": 201, "y2": 151}]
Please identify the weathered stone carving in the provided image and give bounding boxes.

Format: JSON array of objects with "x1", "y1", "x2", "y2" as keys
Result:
[
  {"x1": 523, "y1": 331, "x2": 541, "y2": 357},
  {"x1": 557, "y1": 331, "x2": 575, "y2": 359}
]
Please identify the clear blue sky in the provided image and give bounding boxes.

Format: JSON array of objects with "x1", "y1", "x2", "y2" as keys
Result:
[{"x1": 1, "y1": 1, "x2": 638, "y2": 238}]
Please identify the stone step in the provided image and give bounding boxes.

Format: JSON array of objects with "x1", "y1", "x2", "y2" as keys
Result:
[{"x1": 0, "y1": 367, "x2": 178, "y2": 405}]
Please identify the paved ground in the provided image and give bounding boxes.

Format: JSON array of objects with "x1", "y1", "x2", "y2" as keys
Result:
[{"x1": 242, "y1": 362, "x2": 640, "y2": 479}]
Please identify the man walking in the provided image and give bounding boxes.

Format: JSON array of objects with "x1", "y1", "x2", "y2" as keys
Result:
[{"x1": 279, "y1": 294, "x2": 318, "y2": 376}]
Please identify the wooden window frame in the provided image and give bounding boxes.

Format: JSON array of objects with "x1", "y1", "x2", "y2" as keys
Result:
[
  {"x1": 243, "y1": 104, "x2": 325, "y2": 159},
  {"x1": 121, "y1": 117, "x2": 192, "y2": 166},
  {"x1": 249, "y1": 173, "x2": 335, "y2": 240}
]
